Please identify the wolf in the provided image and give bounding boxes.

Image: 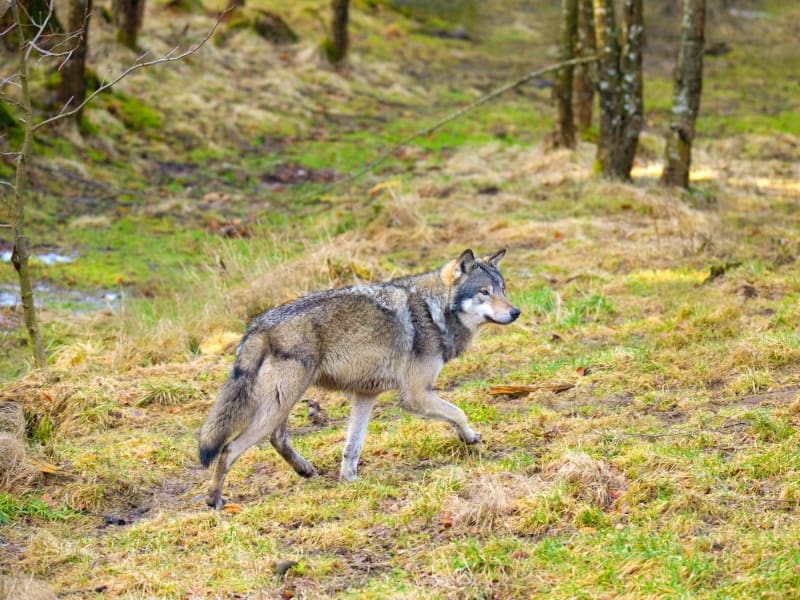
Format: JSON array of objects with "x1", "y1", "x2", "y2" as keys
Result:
[{"x1": 198, "y1": 249, "x2": 520, "y2": 509}]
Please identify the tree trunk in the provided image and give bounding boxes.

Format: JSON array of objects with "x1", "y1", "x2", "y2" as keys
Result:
[
  {"x1": 618, "y1": 0, "x2": 644, "y2": 175},
  {"x1": 9, "y1": 0, "x2": 46, "y2": 369},
  {"x1": 113, "y1": 0, "x2": 145, "y2": 51},
  {"x1": 327, "y1": 0, "x2": 349, "y2": 64},
  {"x1": 57, "y1": 0, "x2": 93, "y2": 122},
  {"x1": 661, "y1": 0, "x2": 705, "y2": 188},
  {"x1": 592, "y1": 0, "x2": 622, "y2": 177},
  {"x1": 572, "y1": 0, "x2": 595, "y2": 133},
  {"x1": 552, "y1": 0, "x2": 578, "y2": 149}
]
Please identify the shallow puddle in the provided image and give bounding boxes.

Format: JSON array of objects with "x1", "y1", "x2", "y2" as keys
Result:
[{"x1": 0, "y1": 284, "x2": 120, "y2": 312}]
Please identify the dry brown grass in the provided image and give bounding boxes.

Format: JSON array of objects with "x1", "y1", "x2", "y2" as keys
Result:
[
  {"x1": 545, "y1": 451, "x2": 627, "y2": 508},
  {"x1": 0, "y1": 576, "x2": 56, "y2": 600},
  {"x1": 0, "y1": 403, "x2": 39, "y2": 494}
]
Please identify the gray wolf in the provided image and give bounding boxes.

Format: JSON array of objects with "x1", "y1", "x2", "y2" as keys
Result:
[{"x1": 198, "y1": 249, "x2": 520, "y2": 509}]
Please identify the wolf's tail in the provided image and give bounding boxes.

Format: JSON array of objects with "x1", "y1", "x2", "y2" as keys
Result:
[{"x1": 198, "y1": 330, "x2": 269, "y2": 468}]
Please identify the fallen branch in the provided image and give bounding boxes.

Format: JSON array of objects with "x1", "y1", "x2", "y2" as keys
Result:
[
  {"x1": 326, "y1": 55, "x2": 599, "y2": 191},
  {"x1": 488, "y1": 382, "x2": 575, "y2": 396}
]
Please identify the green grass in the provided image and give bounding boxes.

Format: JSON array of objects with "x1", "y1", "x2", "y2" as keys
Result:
[{"x1": 0, "y1": 492, "x2": 77, "y2": 525}]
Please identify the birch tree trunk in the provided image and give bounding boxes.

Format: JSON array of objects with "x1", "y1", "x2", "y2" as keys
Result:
[
  {"x1": 572, "y1": 0, "x2": 595, "y2": 133},
  {"x1": 552, "y1": 0, "x2": 578, "y2": 149},
  {"x1": 592, "y1": 0, "x2": 622, "y2": 176},
  {"x1": 661, "y1": 0, "x2": 705, "y2": 188},
  {"x1": 57, "y1": 0, "x2": 93, "y2": 122},
  {"x1": 592, "y1": 0, "x2": 643, "y2": 179},
  {"x1": 618, "y1": 0, "x2": 644, "y2": 176}
]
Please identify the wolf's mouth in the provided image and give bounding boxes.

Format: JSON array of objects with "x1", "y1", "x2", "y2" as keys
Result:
[{"x1": 486, "y1": 314, "x2": 519, "y2": 325}]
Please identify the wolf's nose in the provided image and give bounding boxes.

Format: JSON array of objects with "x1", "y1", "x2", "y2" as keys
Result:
[{"x1": 510, "y1": 307, "x2": 521, "y2": 321}]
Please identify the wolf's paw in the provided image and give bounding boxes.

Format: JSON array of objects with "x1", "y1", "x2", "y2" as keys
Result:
[
  {"x1": 297, "y1": 463, "x2": 318, "y2": 478},
  {"x1": 339, "y1": 464, "x2": 358, "y2": 482},
  {"x1": 460, "y1": 429, "x2": 482, "y2": 445},
  {"x1": 206, "y1": 493, "x2": 226, "y2": 510}
]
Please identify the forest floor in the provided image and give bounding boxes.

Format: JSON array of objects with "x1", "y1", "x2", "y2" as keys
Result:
[{"x1": 1, "y1": 0, "x2": 799, "y2": 598}]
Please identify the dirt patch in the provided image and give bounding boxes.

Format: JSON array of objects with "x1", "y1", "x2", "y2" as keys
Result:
[{"x1": 262, "y1": 162, "x2": 337, "y2": 186}]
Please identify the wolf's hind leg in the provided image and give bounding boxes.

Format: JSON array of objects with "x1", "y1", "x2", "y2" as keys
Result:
[
  {"x1": 340, "y1": 395, "x2": 377, "y2": 482},
  {"x1": 206, "y1": 408, "x2": 273, "y2": 509},
  {"x1": 205, "y1": 359, "x2": 311, "y2": 509},
  {"x1": 402, "y1": 389, "x2": 481, "y2": 445},
  {"x1": 271, "y1": 420, "x2": 317, "y2": 478}
]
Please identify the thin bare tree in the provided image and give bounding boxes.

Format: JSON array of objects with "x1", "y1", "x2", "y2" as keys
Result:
[
  {"x1": 551, "y1": 0, "x2": 578, "y2": 149},
  {"x1": 592, "y1": 0, "x2": 643, "y2": 179},
  {"x1": 661, "y1": 0, "x2": 705, "y2": 188},
  {"x1": 326, "y1": 0, "x2": 349, "y2": 64},
  {"x1": 618, "y1": 0, "x2": 644, "y2": 176},
  {"x1": 113, "y1": 0, "x2": 146, "y2": 51},
  {"x1": 1, "y1": 0, "x2": 232, "y2": 368},
  {"x1": 572, "y1": 0, "x2": 595, "y2": 133}
]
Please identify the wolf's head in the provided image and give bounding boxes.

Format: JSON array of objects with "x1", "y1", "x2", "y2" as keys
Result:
[{"x1": 442, "y1": 249, "x2": 521, "y2": 330}]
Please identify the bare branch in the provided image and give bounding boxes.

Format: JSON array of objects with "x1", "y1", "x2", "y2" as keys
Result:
[
  {"x1": 327, "y1": 55, "x2": 599, "y2": 190},
  {"x1": 0, "y1": 74, "x2": 23, "y2": 89},
  {"x1": 34, "y1": 4, "x2": 235, "y2": 132},
  {"x1": 29, "y1": 40, "x2": 77, "y2": 59},
  {"x1": 1, "y1": 22, "x2": 16, "y2": 38},
  {"x1": 24, "y1": 0, "x2": 58, "y2": 62}
]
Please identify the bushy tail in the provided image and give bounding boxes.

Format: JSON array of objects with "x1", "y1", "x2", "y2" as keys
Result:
[{"x1": 198, "y1": 331, "x2": 269, "y2": 467}]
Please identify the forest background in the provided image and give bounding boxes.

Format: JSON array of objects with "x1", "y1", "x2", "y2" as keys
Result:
[{"x1": 0, "y1": 0, "x2": 799, "y2": 598}]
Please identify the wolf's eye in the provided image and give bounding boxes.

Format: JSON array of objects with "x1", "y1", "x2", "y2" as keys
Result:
[{"x1": 479, "y1": 288, "x2": 490, "y2": 296}]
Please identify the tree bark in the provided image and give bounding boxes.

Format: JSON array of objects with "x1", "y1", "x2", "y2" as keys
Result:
[
  {"x1": 57, "y1": 0, "x2": 93, "y2": 122},
  {"x1": 552, "y1": 0, "x2": 578, "y2": 149},
  {"x1": 618, "y1": 0, "x2": 644, "y2": 176},
  {"x1": 9, "y1": 0, "x2": 46, "y2": 368},
  {"x1": 592, "y1": 0, "x2": 644, "y2": 179},
  {"x1": 572, "y1": 0, "x2": 595, "y2": 133},
  {"x1": 592, "y1": 0, "x2": 622, "y2": 177},
  {"x1": 327, "y1": 0, "x2": 349, "y2": 64},
  {"x1": 113, "y1": 0, "x2": 145, "y2": 51},
  {"x1": 661, "y1": 0, "x2": 705, "y2": 188}
]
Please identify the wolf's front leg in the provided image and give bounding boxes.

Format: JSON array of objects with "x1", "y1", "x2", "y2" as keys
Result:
[
  {"x1": 340, "y1": 395, "x2": 377, "y2": 482},
  {"x1": 402, "y1": 388, "x2": 481, "y2": 445}
]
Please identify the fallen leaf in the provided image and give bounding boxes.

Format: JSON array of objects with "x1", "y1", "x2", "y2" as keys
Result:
[
  {"x1": 28, "y1": 458, "x2": 59, "y2": 474},
  {"x1": 222, "y1": 503, "x2": 242, "y2": 514}
]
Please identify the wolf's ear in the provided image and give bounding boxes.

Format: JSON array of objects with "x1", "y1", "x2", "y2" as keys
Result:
[
  {"x1": 443, "y1": 249, "x2": 476, "y2": 285},
  {"x1": 485, "y1": 248, "x2": 506, "y2": 267},
  {"x1": 455, "y1": 249, "x2": 476, "y2": 278}
]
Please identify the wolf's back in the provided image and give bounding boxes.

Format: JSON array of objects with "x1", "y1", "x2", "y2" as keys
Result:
[{"x1": 198, "y1": 330, "x2": 268, "y2": 467}]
